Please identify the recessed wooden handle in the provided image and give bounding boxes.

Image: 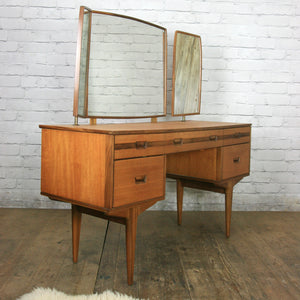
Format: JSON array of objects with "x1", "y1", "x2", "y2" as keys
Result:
[
  {"x1": 233, "y1": 132, "x2": 242, "y2": 138},
  {"x1": 209, "y1": 135, "x2": 218, "y2": 141},
  {"x1": 173, "y1": 138, "x2": 183, "y2": 145},
  {"x1": 233, "y1": 157, "x2": 240, "y2": 163},
  {"x1": 136, "y1": 141, "x2": 148, "y2": 149},
  {"x1": 135, "y1": 175, "x2": 147, "y2": 184}
]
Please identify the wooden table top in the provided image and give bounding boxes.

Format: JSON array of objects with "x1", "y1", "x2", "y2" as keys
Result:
[{"x1": 40, "y1": 120, "x2": 251, "y2": 135}]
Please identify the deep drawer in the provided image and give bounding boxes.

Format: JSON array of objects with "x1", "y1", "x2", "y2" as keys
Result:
[
  {"x1": 113, "y1": 155, "x2": 165, "y2": 207},
  {"x1": 221, "y1": 143, "x2": 250, "y2": 180}
]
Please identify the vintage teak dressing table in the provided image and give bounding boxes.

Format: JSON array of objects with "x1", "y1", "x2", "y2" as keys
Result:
[{"x1": 40, "y1": 7, "x2": 251, "y2": 285}]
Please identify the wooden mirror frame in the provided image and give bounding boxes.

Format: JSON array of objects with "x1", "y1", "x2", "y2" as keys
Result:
[
  {"x1": 73, "y1": 6, "x2": 167, "y2": 121},
  {"x1": 171, "y1": 30, "x2": 202, "y2": 117}
]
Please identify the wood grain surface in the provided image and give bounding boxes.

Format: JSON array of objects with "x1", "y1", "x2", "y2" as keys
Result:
[
  {"x1": 39, "y1": 121, "x2": 251, "y2": 135},
  {"x1": 41, "y1": 129, "x2": 114, "y2": 209}
]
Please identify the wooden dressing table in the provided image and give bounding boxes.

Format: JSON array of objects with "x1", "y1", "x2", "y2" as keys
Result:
[
  {"x1": 40, "y1": 120, "x2": 251, "y2": 285},
  {"x1": 40, "y1": 7, "x2": 251, "y2": 285}
]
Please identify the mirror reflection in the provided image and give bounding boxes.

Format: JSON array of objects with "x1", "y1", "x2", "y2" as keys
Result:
[
  {"x1": 172, "y1": 31, "x2": 202, "y2": 116},
  {"x1": 75, "y1": 8, "x2": 167, "y2": 118}
]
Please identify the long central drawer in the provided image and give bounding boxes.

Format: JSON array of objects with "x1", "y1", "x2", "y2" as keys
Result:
[
  {"x1": 114, "y1": 130, "x2": 223, "y2": 159},
  {"x1": 114, "y1": 126, "x2": 251, "y2": 159}
]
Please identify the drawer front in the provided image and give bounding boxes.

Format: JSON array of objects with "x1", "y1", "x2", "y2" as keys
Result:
[
  {"x1": 223, "y1": 126, "x2": 251, "y2": 146},
  {"x1": 113, "y1": 156, "x2": 165, "y2": 207},
  {"x1": 221, "y1": 143, "x2": 250, "y2": 180},
  {"x1": 167, "y1": 148, "x2": 219, "y2": 181},
  {"x1": 115, "y1": 130, "x2": 223, "y2": 159}
]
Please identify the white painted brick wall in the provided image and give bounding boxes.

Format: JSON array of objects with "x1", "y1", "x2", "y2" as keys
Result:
[{"x1": 0, "y1": 0, "x2": 299, "y2": 210}]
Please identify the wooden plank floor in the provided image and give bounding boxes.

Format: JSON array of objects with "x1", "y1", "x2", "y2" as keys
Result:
[{"x1": 0, "y1": 209, "x2": 299, "y2": 299}]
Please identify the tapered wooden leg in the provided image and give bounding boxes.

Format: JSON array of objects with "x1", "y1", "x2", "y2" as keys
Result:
[
  {"x1": 125, "y1": 208, "x2": 138, "y2": 285},
  {"x1": 225, "y1": 183, "x2": 233, "y2": 238},
  {"x1": 177, "y1": 179, "x2": 184, "y2": 225},
  {"x1": 72, "y1": 205, "x2": 82, "y2": 263}
]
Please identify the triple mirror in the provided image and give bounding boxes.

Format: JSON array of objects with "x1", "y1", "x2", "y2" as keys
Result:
[{"x1": 73, "y1": 7, "x2": 202, "y2": 121}]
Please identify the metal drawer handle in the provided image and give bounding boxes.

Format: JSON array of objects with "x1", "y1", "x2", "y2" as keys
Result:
[
  {"x1": 173, "y1": 138, "x2": 183, "y2": 145},
  {"x1": 209, "y1": 135, "x2": 218, "y2": 141},
  {"x1": 136, "y1": 141, "x2": 148, "y2": 149},
  {"x1": 233, "y1": 132, "x2": 242, "y2": 138},
  {"x1": 135, "y1": 175, "x2": 147, "y2": 184},
  {"x1": 233, "y1": 157, "x2": 240, "y2": 163}
]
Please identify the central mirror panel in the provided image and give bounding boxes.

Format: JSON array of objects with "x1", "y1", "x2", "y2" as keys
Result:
[{"x1": 74, "y1": 7, "x2": 167, "y2": 119}]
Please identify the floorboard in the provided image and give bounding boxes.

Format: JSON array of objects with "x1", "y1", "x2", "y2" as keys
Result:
[
  {"x1": 0, "y1": 209, "x2": 299, "y2": 300},
  {"x1": 0, "y1": 209, "x2": 107, "y2": 299}
]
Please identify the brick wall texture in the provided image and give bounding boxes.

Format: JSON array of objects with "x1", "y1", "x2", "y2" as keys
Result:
[{"x1": 0, "y1": 0, "x2": 299, "y2": 210}]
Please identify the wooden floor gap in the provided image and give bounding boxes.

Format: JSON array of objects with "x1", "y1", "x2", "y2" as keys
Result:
[{"x1": 94, "y1": 220, "x2": 110, "y2": 293}]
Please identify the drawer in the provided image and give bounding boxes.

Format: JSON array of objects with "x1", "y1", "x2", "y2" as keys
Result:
[
  {"x1": 221, "y1": 143, "x2": 250, "y2": 180},
  {"x1": 113, "y1": 156, "x2": 165, "y2": 207},
  {"x1": 167, "y1": 148, "x2": 219, "y2": 181},
  {"x1": 166, "y1": 143, "x2": 250, "y2": 181},
  {"x1": 114, "y1": 130, "x2": 223, "y2": 159},
  {"x1": 223, "y1": 126, "x2": 251, "y2": 146}
]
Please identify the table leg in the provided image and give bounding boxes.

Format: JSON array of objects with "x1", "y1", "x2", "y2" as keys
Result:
[
  {"x1": 176, "y1": 179, "x2": 184, "y2": 225},
  {"x1": 72, "y1": 204, "x2": 82, "y2": 263},
  {"x1": 225, "y1": 183, "x2": 233, "y2": 238},
  {"x1": 125, "y1": 207, "x2": 138, "y2": 285},
  {"x1": 70, "y1": 199, "x2": 157, "y2": 285}
]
